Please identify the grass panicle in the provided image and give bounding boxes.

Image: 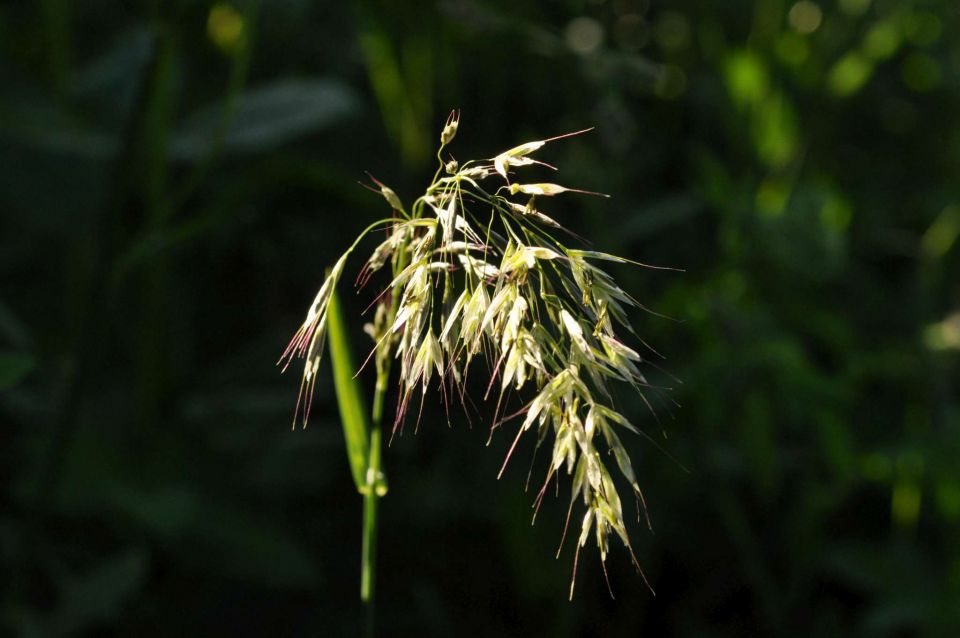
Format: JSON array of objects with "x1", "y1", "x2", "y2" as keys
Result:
[{"x1": 280, "y1": 112, "x2": 676, "y2": 598}]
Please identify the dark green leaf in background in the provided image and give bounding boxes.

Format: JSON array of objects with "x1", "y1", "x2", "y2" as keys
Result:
[{"x1": 170, "y1": 79, "x2": 361, "y2": 160}]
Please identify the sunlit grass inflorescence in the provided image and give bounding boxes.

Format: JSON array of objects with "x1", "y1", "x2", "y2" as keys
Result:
[{"x1": 280, "y1": 111, "x2": 676, "y2": 597}]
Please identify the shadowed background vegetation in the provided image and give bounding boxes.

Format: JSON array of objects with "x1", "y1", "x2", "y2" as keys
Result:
[{"x1": 2, "y1": 0, "x2": 959, "y2": 636}]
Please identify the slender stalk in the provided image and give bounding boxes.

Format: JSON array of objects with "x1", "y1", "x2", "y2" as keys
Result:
[
  {"x1": 361, "y1": 367, "x2": 387, "y2": 638},
  {"x1": 361, "y1": 374, "x2": 386, "y2": 602},
  {"x1": 360, "y1": 236, "x2": 405, "y2": 631},
  {"x1": 360, "y1": 426, "x2": 382, "y2": 602}
]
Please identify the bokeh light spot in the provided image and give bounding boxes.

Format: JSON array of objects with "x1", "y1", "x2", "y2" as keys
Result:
[
  {"x1": 921, "y1": 205, "x2": 960, "y2": 260},
  {"x1": 756, "y1": 179, "x2": 790, "y2": 216},
  {"x1": 655, "y1": 11, "x2": 690, "y2": 51},
  {"x1": 839, "y1": 0, "x2": 871, "y2": 16},
  {"x1": 821, "y1": 196, "x2": 852, "y2": 232},
  {"x1": 788, "y1": 1, "x2": 823, "y2": 35},
  {"x1": 905, "y1": 11, "x2": 942, "y2": 47},
  {"x1": 566, "y1": 17, "x2": 605, "y2": 55},
  {"x1": 725, "y1": 51, "x2": 769, "y2": 106},
  {"x1": 863, "y1": 20, "x2": 900, "y2": 61},
  {"x1": 828, "y1": 52, "x2": 873, "y2": 97},
  {"x1": 207, "y1": 3, "x2": 245, "y2": 55},
  {"x1": 892, "y1": 482, "x2": 922, "y2": 529},
  {"x1": 754, "y1": 94, "x2": 798, "y2": 167},
  {"x1": 924, "y1": 312, "x2": 960, "y2": 351}
]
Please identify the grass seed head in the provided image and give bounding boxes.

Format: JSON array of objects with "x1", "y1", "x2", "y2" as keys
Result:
[{"x1": 282, "y1": 113, "x2": 674, "y2": 598}]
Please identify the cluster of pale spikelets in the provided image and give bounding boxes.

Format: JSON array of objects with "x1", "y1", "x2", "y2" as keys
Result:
[{"x1": 280, "y1": 111, "x2": 675, "y2": 597}]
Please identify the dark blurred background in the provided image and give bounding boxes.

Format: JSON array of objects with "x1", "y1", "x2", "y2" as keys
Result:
[{"x1": 2, "y1": 0, "x2": 959, "y2": 636}]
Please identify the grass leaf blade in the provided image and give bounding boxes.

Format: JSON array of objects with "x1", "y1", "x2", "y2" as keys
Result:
[{"x1": 327, "y1": 286, "x2": 370, "y2": 493}]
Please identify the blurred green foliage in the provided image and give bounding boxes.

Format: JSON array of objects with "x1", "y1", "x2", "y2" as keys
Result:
[{"x1": 1, "y1": 0, "x2": 958, "y2": 636}]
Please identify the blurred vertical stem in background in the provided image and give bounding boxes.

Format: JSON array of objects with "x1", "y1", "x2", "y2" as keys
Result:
[
  {"x1": 137, "y1": 0, "x2": 257, "y2": 430},
  {"x1": 173, "y1": 0, "x2": 259, "y2": 208},
  {"x1": 353, "y1": 0, "x2": 432, "y2": 168},
  {"x1": 326, "y1": 288, "x2": 388, "y2": 631},
  {"x1": 134, "y1": 21, "x2": 178, "y2": 427}
]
